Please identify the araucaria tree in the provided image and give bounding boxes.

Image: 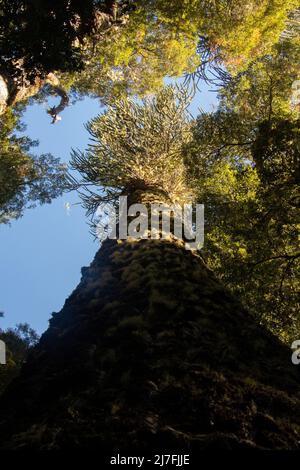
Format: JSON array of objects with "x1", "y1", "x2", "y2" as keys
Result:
[
  {"x1": 70, "y1": 86, "x2": 194, "y2": 212},
  {"x1": 1, "y1": 88, "x2": 300, "y2": 450}
]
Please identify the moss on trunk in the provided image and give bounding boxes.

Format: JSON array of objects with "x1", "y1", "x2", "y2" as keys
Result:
[{"x1": 0, "y1": 237, "x2": 300, "y2": 450}]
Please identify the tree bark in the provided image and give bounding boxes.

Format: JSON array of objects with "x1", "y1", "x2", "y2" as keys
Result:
[
  {"x1": 0, "y1": 214, "x2": 300, "y2": 449},
  {"x1": 0, "y1": 71, "x2": 44, "y2": 115},
  {"x1": 0, "y1": 76, "x2": 8, "y2": 115},
  {"x1": 0, "y1": 71, "x2": 68, "y2": 121}
]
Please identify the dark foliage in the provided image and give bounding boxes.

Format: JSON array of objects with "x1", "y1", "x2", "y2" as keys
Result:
[
  {"x1": 0, "y1": 323, "x2": 39, "y2": 396},
  {"x1": 0, "y1": 1, "x2": 129, "y2": 85}
]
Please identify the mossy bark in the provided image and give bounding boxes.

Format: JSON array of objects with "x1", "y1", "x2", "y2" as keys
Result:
[{"x1": 0, "y1": 234, "x2": 300, "y2": 450}]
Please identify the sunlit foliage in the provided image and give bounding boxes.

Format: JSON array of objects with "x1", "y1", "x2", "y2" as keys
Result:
[
  {"x1": 185, "y1": 34, "x2": 300, "y2": 341},
  {"x1": 0, "y1": 110, "x2": 67, "y2": 223},
  {"x1": 70, "y1": 86, "x2": 194, "y2": 216}
]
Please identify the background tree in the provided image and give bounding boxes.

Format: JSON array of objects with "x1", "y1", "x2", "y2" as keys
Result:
[
  {"x1": 0, "y1": 108, "x2": 67, "y2": 223},
  {"x1": 184, "y1": 32, "x2": 300, "y2": 342},
  {"x1": 151, "y1": 0, "x2": 299, "y2": 72},
  {"x1": 66, "y1": 10, "x2": 199, "y2": 104},
  {"x1": 0, "y1": 322, "x2": 39, "y2": 396}
]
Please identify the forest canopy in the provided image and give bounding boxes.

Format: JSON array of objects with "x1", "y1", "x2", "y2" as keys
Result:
[{"x1": 0, "y1": 0, "x2": 298, "y2": 109}]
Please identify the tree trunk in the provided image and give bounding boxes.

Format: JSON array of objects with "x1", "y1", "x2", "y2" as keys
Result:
[
  {"x1": 0, "y1": 76, "x2": 9, "y2": 115},
  {"x1": 0, "y1": 193, "x2": 300, "y2": 450},
  {"x1": 0, "y1": 72, "x2": 68, "y2": 118},
  {"x1": 0, "y1": 72, "x2": 43, "y2": 115}
]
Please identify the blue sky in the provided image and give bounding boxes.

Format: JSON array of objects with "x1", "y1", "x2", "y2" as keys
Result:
[{"x1": 0, "y1": 81, "x2": 218, "y2": 335}]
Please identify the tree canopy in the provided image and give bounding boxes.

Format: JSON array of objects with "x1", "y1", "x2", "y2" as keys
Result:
[
  {"x1": 0, "y1": 0, "x2": 298, "y2": 111},
  {"x1": 184, "y1": 32, "x2": 300, "y2": 341}
]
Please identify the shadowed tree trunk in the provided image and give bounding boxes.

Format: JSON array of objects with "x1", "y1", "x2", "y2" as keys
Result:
[{"x1": 0, "y1": 189, "x2": 300, "y2": 450}]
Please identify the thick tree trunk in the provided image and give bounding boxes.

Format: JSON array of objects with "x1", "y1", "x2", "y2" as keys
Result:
[
  {"x1": 0, "y1": 238, "x2": 300, "y2": 450},
  {"x1": 0, "y1": 191, "x2": 300, "y2": 450}
]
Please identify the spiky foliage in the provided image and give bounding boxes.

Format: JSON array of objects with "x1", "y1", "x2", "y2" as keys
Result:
[{"x1": 70, "y1": 86, "x2": 195, "y2": 216}]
